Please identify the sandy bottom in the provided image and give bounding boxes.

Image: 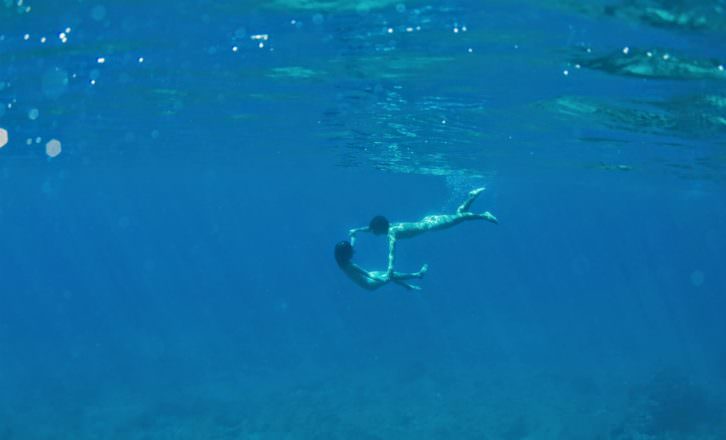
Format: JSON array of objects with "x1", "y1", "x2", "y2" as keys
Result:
[{"x1": 2, "y1": 361, "x2": 724, "y2": 440}]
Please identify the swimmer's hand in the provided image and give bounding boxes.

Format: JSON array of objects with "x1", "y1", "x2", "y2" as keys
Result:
[
  {"x1": 348, "y1": 226, "x2": 368, "y2": 246},
  {"x1": 483, "y1": 212, "x2": 498, "y2": 224}
]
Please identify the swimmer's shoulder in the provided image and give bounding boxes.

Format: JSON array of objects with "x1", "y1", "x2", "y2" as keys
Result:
[{"x1": 388, "y1": 223, "x2": 405, "y2": 235}]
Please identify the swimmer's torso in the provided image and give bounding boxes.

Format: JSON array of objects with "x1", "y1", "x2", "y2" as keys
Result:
[
  {"x1": 390, "y1": 214, "x2": 466, "y2": 239},
  {"x1": 340, "y1": 263, "x2": 386, "y2": 291}
]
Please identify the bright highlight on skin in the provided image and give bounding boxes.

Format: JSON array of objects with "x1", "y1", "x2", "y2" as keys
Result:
[{"x1": 0, "y1": 128, "x2": 8, "y2": 148}]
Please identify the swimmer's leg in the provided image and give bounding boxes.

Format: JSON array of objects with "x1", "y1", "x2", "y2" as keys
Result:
[
  {"x1": 390, "y1": 264, "x2": 428, "y2": 280},
  {"x1": 457, "y1": 211, "x2": 498, "y2": 224},
  {"x1": 393, "y1": 279, "x2": 422, "y2": 291},
  {"x1": 457, "y1": 187, "x2": 486, "y2": 214},
  {"x1": 389, "y1": 264, "x2": 428, "y2": 290},
  {"x1": 478, "y1": 211, "x2": 498, "y2": 224}
]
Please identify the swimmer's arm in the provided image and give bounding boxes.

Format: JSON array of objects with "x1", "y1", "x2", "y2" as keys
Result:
[
  {"x1": 349, "y1": 262, "x2": 375, "y2": 279},
  {"x1": 386, "y1": 233, "x2": 397, "y2": 276},
  {"x1": 348, "y1": 226, "x2": 370, "y2": 246},
  {"x1": 343, "y1": 260, "x2": 380, "y2": 279}
]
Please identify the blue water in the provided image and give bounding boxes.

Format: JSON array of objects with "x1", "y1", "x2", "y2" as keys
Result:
[{"x1": 2, "y1": 0, "x2": 726, "y2": 438}]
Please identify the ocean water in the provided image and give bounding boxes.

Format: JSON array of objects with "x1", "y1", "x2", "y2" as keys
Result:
[{"x1": 1, "y1": 0, "x2": 726, "y2": 438}]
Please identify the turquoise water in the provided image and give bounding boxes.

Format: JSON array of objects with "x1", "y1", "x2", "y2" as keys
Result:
[{"x1": 1, "y1": 0, "x2": 726, "y2": 438}]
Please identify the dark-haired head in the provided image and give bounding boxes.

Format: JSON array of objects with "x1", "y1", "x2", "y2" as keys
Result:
[
  {"x1": 369, "y1": 215, "x2": 389, "y2": 235},
  {"x1": 334, "y1": 240, "x2": 354, "y2": 266}
]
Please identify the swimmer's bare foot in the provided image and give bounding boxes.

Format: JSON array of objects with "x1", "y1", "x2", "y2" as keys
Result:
[
  {"x1": 458, "y1": 188, "x2": 487, "y2": 214},
  {"x1": 469, "y1": 187, "x2": 486, "y2": 197},
  {"x1": 482, "y1": 211, "x2": 498, "y2": 224},
  {"x1": 418, "y1": 264, "x2": 429, "y2": 277}
]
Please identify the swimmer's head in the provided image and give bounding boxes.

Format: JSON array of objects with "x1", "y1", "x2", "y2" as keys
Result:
[
  {"x1": 369, "y1": 215, "x2": 389, "y2": 235},
  {"x1": 334, "y1": 240, "x2": 354, "y2": 266}
]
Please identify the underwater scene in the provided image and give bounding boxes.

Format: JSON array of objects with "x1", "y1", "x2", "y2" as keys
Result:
[{"x1": 1, "y1": 0, "x2": 726, "y2": 438}]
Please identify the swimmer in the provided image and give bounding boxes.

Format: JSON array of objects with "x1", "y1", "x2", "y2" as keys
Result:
[
  {"x1": 334, "y1": 241, "x2": 428, "y2": 291},
  {"x1": 349, "y1": 188, "x2": 497, "y2": 275}
]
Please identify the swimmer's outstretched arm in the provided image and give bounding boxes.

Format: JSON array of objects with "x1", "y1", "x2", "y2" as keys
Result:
[
  {"x1": 386, "y1": 233, "x2": 398, "y2": 276},
  {"x1": 348, "y1": 226, "x2": 370, "y2": 246}
]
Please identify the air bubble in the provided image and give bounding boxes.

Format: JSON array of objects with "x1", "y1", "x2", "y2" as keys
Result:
[{"x1": 46, "y1": 139, "x2": 62, "y2": 158}]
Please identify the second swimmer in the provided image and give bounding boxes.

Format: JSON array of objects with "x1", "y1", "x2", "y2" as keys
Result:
[{"x1": 348, "y1": 187, "x2": 498, "y2": 276}]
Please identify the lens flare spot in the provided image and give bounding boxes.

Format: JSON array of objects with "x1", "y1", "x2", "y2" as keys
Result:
[
  {"x1": 0, "y1": 128, "x2": 8, "y2": 148},
  {"x1": 46, "y1": 139, "x2": 62, "y2": 158}
]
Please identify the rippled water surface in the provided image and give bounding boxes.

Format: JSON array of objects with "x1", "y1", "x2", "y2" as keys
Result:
[{"x1": 1, "y1": 1, "x2": 725, "y2": 439}]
